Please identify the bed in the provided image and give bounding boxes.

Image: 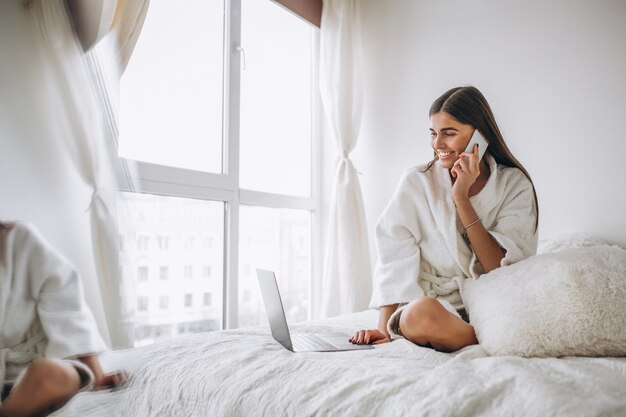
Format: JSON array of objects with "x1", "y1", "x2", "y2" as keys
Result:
[{"x1": 51, "y1": 308, "x2": 626, "y2": 417}]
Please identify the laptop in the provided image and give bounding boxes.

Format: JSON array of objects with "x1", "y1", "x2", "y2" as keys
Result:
[{"x1": 257, "y1": 269, "x2": 373, "y2": 352}]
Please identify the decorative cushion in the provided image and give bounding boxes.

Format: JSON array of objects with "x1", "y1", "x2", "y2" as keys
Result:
[
  {"x1": 537, "y1": 233, "x2": 606, "y2": 255},
  {"x1": 463, "y1": 245, "x2": 626, "y2": 357}
]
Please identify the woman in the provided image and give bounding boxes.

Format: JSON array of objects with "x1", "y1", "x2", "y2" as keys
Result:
[
  {"x1": 0, "y1": 222, "x2": 126, "y2": 417},
  {"x1": 349, "y1": 86, "x2": 538, "y2": 352}
]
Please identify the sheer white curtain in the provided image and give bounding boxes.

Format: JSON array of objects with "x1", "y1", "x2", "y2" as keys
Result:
[
  {"x1": 29, "y1": 0, "x2": 148, "y2": 347},
  {"x1": 319, "y1": 0, "x2": 372, "y2": 317}
]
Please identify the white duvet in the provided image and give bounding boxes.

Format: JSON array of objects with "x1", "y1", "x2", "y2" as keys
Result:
[{"x1": 52, "y1": 310, "x2": 626, "y2": 417}]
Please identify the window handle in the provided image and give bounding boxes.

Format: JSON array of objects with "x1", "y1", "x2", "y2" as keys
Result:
[{"x1": 236, "y1": 45, "x2": 246, "y2": 70}]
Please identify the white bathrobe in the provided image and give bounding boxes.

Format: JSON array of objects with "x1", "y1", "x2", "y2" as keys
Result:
[
  {"x1": 0, "y1": 222, "x2": 107, "y2": 385},
  {"x1": 369, "y1": 154, "x2": 538, "y2": 313}
]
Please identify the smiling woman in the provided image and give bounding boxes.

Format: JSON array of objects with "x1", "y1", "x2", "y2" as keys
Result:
[
  {"x1": 350, "y1": 86, "x2": 539, "y2": 353},
  {"x1": 426, "y1": 87, "x2": 538, "y2": 229}
]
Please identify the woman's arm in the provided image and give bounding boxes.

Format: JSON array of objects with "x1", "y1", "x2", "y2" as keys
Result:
[
  {"x1": 454, "y1": 198, "x2": 505, "y2": 273},
  {"x1": 451, "y1": 146, "x2": 506, "y2": 273},
  {"x1": 377, "y1": 304, "x2": 399, "y2": 337},
  {"x1": 370, "y1": 168, "x2": 426, "y2": 310}
]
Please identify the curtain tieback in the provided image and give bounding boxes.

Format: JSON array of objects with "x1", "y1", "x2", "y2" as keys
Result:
[
  {"x1": 85, "y1": 185, "x2": 111, "y2": 213},
  {"x1": 337, "y1": 153, "x2": 363, "y2": 175}
]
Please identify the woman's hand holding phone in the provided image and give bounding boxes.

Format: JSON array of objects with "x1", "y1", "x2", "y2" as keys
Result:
[
  {"x1": 451, "y1": 129, "x2": 488, "y2": 200},
  {"x1": 451, "y1": 144, "x2": 482, "y2": 201}
]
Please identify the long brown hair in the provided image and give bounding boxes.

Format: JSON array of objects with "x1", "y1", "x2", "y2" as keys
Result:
[{"x1": 425, "y1": 86, "x2": 539, "y2": 231}]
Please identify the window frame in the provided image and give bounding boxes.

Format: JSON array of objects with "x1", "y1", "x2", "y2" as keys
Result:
[{"x1": 113, "y1": 0, "x2": 322, "y2": 330}]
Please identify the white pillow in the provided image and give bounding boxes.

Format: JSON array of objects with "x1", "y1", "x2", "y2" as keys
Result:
[
  {"x1": 464, "y1": 245, "x2": 626, "y2": 357},
  {"x1": 537, "y1": 233, "x2": 606, "y2": 254}
]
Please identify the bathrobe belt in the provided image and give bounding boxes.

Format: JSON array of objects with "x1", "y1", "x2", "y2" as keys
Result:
[
  {"x1": 0, "y1": 329, "x2": 45, "y2": 386},
  {"x1": 418, "y1": 270, "x2": 464, "y2": 297}
]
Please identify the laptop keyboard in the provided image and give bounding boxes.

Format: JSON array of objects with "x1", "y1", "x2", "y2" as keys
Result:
[{"x1": 292, "y1": 334, "x2": 338, "y2": 351}]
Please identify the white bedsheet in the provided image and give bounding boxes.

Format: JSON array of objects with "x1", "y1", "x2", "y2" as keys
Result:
[{"x1": 52, "y1": 310, "x2": 626, "y2": 417}]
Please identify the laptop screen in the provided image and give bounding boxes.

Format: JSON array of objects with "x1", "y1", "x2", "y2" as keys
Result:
[{"x1": 257, "y1": 269, "x2": 293, "y2": 351}]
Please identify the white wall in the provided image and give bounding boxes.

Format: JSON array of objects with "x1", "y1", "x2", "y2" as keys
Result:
[{"x1": 322, "y1": 0, "x2": 626, "y2": 270}]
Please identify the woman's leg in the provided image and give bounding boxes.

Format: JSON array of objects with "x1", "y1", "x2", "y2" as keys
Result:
[
  {"x1": 399, "y1": 296, "x2": 478, "y2": 352},
  {"x1": 0, "y1": 358, "x2": 81, "y2": 417}
]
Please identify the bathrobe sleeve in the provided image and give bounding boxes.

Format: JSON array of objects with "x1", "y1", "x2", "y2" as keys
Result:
[
  {"x1": 469, "y1": 169, "x2": 538, "y2": 277},
  {"x1": 369, "y1": 169, "x2": 426, "y2": 309},
  {"x1": 16, "y1": 223, "x2": 108, "y2": 359}
]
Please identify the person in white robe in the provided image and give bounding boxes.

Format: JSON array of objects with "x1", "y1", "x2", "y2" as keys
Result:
[
  {"x1": 0, "y1": 222, "x2": 125, "y2": 417},
  {"x1": 349, "y1": 86, "x2": 538, "y2": 352}
]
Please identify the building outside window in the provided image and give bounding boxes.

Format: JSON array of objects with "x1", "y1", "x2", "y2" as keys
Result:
[
  {"x1": 184, "y1": 294, "x2": 193, "y2": 308},
  {"x1": 157, "y1": 235, "x2": 170, "y2": 250},
  {"x1": 159, "y1": 266, "x2": 169, "y2": 281},
  {"x1": 184, "y1": 265, "x2": 193, "y2": 279},
  {"x1": 137, "y1": 296, "x2": 149, "y2": 311},
  {"x1": 137, "y1": 236, "x2": 149, "y2": 251},
  {"x1": 138, "y1": 266, "x2": 148, "y2": 282},
  {"x1": 184, "y1": 236, "x2": 195, "y2": 251}
]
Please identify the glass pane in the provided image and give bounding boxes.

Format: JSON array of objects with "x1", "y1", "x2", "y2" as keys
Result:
[
  {"x1": 240, "y1": 0, "x2": 312, "y2": 196},
  {"x1": 119, "y1": 0, "x2": 224, "y2": 173},
  {"x1": 238, "y1": 205, "x2": 311, "y2": 327},
  {"x1": 118, "y1": 192, "x2": 224, "y2": 346}
]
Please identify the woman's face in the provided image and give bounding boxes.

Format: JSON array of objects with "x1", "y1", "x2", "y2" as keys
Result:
[{"x1": 429, "y1": 112, "x2": 474, "y2": 169}]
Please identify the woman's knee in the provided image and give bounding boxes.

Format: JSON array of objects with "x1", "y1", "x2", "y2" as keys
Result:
[
  {"x1": 399, "y1": 297, "x2": 446, "y2": 339},
  {"x1": 26, "y1": 358, "x2": 81, "y2": 398}
]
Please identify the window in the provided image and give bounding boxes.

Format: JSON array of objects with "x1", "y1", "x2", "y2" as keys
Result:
[
  {"x1": 184, "y1": 236, "x2": 195, "y2": 251},
  {"x1": 159, "y1": 266, "x2": 169, "y2": 281},
  {"x1": 184, "y1": 265, "x2": 193, "y2": 279},
  {"x1": 157, "y1": 236, "x2": 170, "y2": 250},
  {"x1": 138, "y1": 266, "x2": 148, "y2": 282},
  {"x1": 116, "y1": 0, "x2": 319, "y2": 345},
  {"x1": 238, "y1": 206, "x2": 310, "y2": 327},
  {"x1": 119, "y1": 194, "x2": 224, "y2": 345},
  {"x1": 159, "y1": 295, "x2": 169, "y2": 310},
  {"x1": 137, "y1": 236, "x2": 149, "y2": 251},
  {"x1": 119, "y1": 0, "x2": 224, "y2": 173},
  {"x1": 240, "y1": 0, "x2": 312, "y2": 196},
  {"x1": 184, "y1": 294, "x2": 193, "y2": 308},
  {"x1": 137, "y1": 296, "x2": 149, "y2": 311}
]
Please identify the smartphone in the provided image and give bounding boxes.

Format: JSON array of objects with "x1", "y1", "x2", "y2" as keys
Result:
[{"x1": 464, "y1": 129, "x2": 489, "y2": 161}]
